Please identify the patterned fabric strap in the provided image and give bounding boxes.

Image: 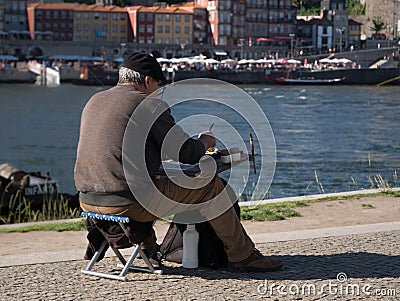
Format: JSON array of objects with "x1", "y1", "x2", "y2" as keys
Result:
[{"x1": 81, "y1": 211, "x2": 130, "y2": 223}]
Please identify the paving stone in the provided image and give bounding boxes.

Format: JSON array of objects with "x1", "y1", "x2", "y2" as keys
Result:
[{"x1": 1, "y1": 230, "x2": 399, "y2": 300}]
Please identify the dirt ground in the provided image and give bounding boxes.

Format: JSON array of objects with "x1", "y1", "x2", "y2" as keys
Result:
[{"x1": 0, "y1": 195, "x2": 398, "y2": 256}]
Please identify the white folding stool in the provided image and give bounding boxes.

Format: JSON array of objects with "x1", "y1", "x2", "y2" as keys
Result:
[{"x1": 81, "y1": 211, "x2": 163, "y2": 281}]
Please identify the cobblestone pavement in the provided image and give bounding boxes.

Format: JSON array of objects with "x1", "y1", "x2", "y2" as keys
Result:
[{"x1": 0, "y1": 230, "x2": 399, "y2": 301}]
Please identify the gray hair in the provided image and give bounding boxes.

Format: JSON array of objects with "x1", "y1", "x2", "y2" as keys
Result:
[{"x1": 118, "y1": 66, "x2": 145, "y2": 85}]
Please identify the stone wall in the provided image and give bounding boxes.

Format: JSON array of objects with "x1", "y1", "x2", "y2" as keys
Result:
[{"x1": 356, "y1": 0, "x2": 400, "y2": 40}]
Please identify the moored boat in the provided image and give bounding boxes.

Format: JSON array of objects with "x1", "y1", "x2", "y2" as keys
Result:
[{"x1": 266, "y1": 75, "x2": 345, "y2": 85}]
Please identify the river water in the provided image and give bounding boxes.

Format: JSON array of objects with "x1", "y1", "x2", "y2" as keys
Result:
[{"x1": 0, "y1": 83, "x2": 399, "y2": 199}]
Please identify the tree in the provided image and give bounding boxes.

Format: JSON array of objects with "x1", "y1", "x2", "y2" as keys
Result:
[{"x1": 370, "y1": 16, "x2": 386, "y2": 33}]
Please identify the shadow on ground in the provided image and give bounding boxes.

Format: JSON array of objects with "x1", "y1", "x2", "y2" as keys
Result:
[{"x1": 160, "y1": 252, "x2": 400, "y2": 281}]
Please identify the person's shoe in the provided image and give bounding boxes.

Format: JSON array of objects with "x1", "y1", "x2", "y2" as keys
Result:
[
  {"x1": 141, "y1": 246, "x2": 163, "y2": 268},
  {"x1": 229, "y1": 249, "x2": 283, "y2": 272}
]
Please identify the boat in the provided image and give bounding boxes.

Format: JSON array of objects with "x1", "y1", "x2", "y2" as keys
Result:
[
  {"x1": 0, "y1": 163, "x2": 58, "y2": 213},
  {"x1": 266, "y1": 75, "x2": 345, "y2": 85},
  {"x1": 265, "y1": 67, "x2": 400, "y2": 85},
  {"x1": 0, "y1": 67, "x2": 37, "y2": 84},
  {"x1": 72, "y1": 64, "x2": 267, "y2": 86}
]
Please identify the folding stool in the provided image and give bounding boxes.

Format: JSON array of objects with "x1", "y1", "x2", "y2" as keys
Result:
[{"x1": 81, "y1": 211, "x2": 163, "y2": 281}]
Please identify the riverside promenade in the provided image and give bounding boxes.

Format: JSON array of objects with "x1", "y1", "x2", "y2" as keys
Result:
[{"x1": 0, "y1": 191, "x2": 399, "y2": 300}]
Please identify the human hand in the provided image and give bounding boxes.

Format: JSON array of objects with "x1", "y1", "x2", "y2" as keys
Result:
[{"x1": 198, "y1": 130, "x2": 216, "y2": 151}]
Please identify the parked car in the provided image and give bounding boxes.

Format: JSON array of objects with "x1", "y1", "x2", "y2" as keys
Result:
[{"x1": 371, "y1": 33, "x2": 387, "y2": 40}]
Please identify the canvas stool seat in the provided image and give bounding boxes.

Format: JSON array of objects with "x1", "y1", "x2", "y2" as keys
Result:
[{"x1": 81, "y1": 211, "x2": 163, "y2": 281}]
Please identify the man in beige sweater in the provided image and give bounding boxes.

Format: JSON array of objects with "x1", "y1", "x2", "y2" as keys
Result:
[{"x1": 74, "y1": 52, "x2": 282, "y2": 272}]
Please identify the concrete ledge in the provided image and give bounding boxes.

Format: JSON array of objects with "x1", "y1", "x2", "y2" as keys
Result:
[{"x1": 239, "y1": 187, "x2": 400, "y2": 207}]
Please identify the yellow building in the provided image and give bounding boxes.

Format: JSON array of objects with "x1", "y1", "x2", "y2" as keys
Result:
[
  {"x1": 74, "y1": 5, "x2": 130, "y2": 43},
  {"x1": 155, "y1": 7, "x2": 192, "y2": 45}
]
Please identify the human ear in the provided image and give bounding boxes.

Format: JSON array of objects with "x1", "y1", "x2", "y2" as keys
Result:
[{"x1": 144, "y1": 76, "x2": 152, "y2": 88}]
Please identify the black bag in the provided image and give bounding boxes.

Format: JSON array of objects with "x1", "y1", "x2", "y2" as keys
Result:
[{"x1": 159, "y1": 201, "x2": 240, "y2": 269}]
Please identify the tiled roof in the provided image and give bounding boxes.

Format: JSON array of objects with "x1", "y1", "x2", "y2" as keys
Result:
[
  {"x1": 27, "y1": 3, "x2": 78, "y2": 10},
  {"x1": 74, "y1": 4, "x2": 127, "y2": 12}
]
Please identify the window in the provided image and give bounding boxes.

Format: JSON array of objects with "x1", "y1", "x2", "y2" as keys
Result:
[
  {"x1": 139, "y1": 13, "x2": 145, "y2": 21},
  {"x1": 147, "y1": 13, "x2": 153, "y2": 21},
  {"x1": 185, "y1": 26, "x2": 190, "y2": 34},
  {"x1": 76, "y1": 12, "x2": 81, "y2": 20},
  {"x1": 102, "y1": 13, "x2": 107, "y2": 20},
  {"x1": 158, "y1": 25, "x2": 163, "y2": 33},
  {"x1": 147, "y1": 25, "x2": 153, "y2": 33},
  {"x1": 102, "y1": 24, "x2": 107, "y2": 32},
  {"x1": 184, "y1": 14, "x2": 190, "y2": 22},
  {"x1": 112, "y1": 13, "x2": 118, "y2": 20},
  {"x1": 175, "y1": 26, "x2": 180, "y2": 33},
  {"x1": 61, "y1": 23, "x2": 66, "y2": 30},
  {"x1": 185, "y1": 38, "x2": 189, "y2": 44},
  {"x1": 61, "y1": 11, "x2": 67, "y2": 19},
  {"x1": 120, "y1": 25, "x2": 126, "y2": 33},
  {"x1": 157, "y1": 37, "x2": 163, "y2": 44},
  {"x1": 112, "y1": 25, "x2": 117, "y2": 33},
  {"x1": 36, "y1": 23, "x2": 43, "y2": 30},
  {"x1": 84, "y1": 24, "x2": 89, "y2": 32},
  {"x1": 139, "y1": 36, "x2": 145, "y2": 43},
  {"x1": 175, "y1": 38, "x2": 181, "y2": 44},
  {"x1": 157, "y1": 14, "x2": 163, "y2": 21},
  {"x1": 139, "y1": 24, "x2": 145, "y2": 33},
  {"x1": 165, "y1": 14, "x2": 170, "y2": 21},
  {"x1": 36, "y1": 11, "x2": 43, "y2": 18},
  {"x1": 165, "y1": 37, "x2": 170, "y2": 44},
  {"x1": 94, "y1": 13, "x2": 99, "y2": 20},
  {"x1": 175, "y1": 14, "x2": 181, "y2": 22},
  {"x1": 165, "y1": 25, "x2": 170, "y2": 33},
  {"x1": 84, "y1": 12, "x2": 89, "y2": 19},
  {"x1": 120, "y1": 14, "x2": 125, "y2": 21},
  {"x1": 45, "y1": 11, "x2": 50, "y2": 19},
  {"x1": 53, "y1": 23, "x2": 59, "y2": 31}
]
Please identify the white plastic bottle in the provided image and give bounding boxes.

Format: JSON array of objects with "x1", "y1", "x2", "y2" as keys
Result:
[{"x1": 182, "y1": 224, "x2": 199, "y2": 269}]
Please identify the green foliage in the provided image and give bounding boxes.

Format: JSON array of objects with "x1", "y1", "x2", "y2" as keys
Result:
[
  {"x1": 347, "y1": 0, "x2": 366, "y2": 15},
  {"x1": 294, "y1": 0, "x2": 365, "y2": 16},
  {"x1": 0, "y1": 220, "x2": 86, "y2": 233},
  {"x1": 240, "y1": 201, "x2": 307, "y2": 221},
  {"x1": 0, "y1": 184, "x2": 81, "y2": 224},
  {"x1": 370, "y1": 16, "x2": 386, "y2": 33}
]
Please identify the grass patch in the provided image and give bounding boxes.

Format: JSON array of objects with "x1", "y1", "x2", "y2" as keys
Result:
[
  {"x1": 0, "y1": 220, "x2": 86, "y2": 233},
  {"x1": 240, "y1": 201, "x2": 307, "y2": 221},
  {"x1": 361, "y1": 203, "x2": 375, "y2": 209}
]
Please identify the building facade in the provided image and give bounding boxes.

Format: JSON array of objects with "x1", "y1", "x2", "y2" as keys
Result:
[
  {"x1": 27, "y1": 3, "x2": 75, "y2": 41},
  {"x1": 74, "y1": 5, "x2": 131, "y2": 43},
  {"x1": 128, "y1": 6, "x2": 193, "y2": 45},
  {"x1": 3, "y1": 0, "x2": 28, "y2": 32}
]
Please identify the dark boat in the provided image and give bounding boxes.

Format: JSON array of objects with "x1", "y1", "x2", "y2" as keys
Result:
[
  {"x1": 266, "y1": 75, "x2": 345, "y2": 85},
  {"x1": 72, "y1": 64, "x2": 267, "y2": 86},
  {"x1": 0, "y1": 163, "x2": 58, "y2": 213},
  {"x1": 266, "y1": 68, "x2": 400, "y2": 85}
]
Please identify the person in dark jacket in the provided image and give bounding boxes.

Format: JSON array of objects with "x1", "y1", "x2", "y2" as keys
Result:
[{"x1": 74, "y1": 52, "x2": 282, "y2": 272}]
